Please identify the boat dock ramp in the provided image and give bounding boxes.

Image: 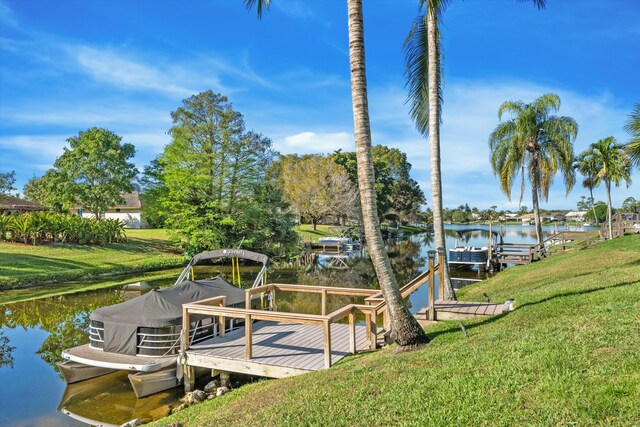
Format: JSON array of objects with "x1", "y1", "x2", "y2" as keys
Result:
[{"x1": 178, "y1": 252, "x2": 510, "y2": 391}]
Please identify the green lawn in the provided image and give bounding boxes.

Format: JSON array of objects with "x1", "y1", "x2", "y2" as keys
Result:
[
  {"x1": 294, "y1": 224, "x2": 337, "y2": 242},
  {"x1": 0, "y1": 229, "x2": 186, "y2": 289},
  {"x1": 152, "y1": 235, "x2": 640, "y2": 426}
]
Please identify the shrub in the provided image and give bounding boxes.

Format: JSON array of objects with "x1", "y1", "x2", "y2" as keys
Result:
[{"x1": 1, "y1": 212, "x2": 127, "y2": 245}]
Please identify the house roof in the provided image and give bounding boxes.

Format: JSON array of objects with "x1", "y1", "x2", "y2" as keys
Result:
[
  {"x1": 115, "y1": 192, "x2": 142, "y2": 209},
  {"x1": 73, "y1": 192, "x2": 143, "y2": 210},
  {"x1": 0, "y1": 194, "x2": 48, "y2": 211}
]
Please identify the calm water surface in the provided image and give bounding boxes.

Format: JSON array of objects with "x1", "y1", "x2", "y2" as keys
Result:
[{"x1": 0, "y1": 224, "x2": 596, "y2": 426}]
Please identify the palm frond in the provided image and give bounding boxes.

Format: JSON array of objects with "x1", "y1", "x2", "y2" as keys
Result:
[
  {"x1": 244, "y1": 0, "x2": 271, "y2": 19},
  {"x1": 403, "y1": 11, "x2": 444, "y2": 136},
  {"x1": 624, "y1": 102, "x2": 640, "y2": 166}
]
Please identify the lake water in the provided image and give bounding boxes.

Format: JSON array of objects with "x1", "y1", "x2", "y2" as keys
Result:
[{"x1": 0, "y1": 224, "x2": 597, "y2": 426}]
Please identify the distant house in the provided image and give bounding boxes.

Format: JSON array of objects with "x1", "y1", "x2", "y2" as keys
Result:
[
  {"x1": 565, "y1": 211, "x2": 587, "y2": 222},
  {"x1": 74, "y1": 192, "x2": 147, "y2": 229},
  {"x1": 0, "y1": 195, "x2": 48, "y2": 214}
]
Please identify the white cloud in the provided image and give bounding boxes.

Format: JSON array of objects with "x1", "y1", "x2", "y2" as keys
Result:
[
  {"x1": 0, "y1": 135, "x2": 69, "y2": 160},
  {"x1": 278, "y1": 131, "x2": 353, "y2": 154},
  {"x1": 72, "y1": 46, "x2": 199, "y2": 97}
]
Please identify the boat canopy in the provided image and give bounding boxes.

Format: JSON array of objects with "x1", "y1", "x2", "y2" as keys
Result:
[
  {"x1": 191, "y1": 249, "x2": 268, "y2": 266},
  {"x1": 90, "y1": 277, "x2": 247, "y2": 356}
]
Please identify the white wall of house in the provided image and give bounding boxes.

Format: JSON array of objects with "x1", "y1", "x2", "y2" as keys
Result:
[{"x1": 80, "y1": 210, "x2": 147, "y2": 228}]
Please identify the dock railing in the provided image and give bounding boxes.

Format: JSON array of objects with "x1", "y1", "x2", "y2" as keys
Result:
[{"x1": 181, "y1": 258, "x2": 440, "y2": 372}]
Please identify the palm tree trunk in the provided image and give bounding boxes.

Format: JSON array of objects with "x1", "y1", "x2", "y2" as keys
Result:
[
  {"x1": 427, "y1": 9, "x2": 456, "y2": 300},
  {"x1": 589, "y1": 185, "x2": 597, "y2": 224},
  {"x1": 606, "y1": 180, "x2": 613, "y2": 239},
  {"x1": 427, "y1": 8, "x2": 455, "y2": 301},
  {"x1": 530, "y1": 159, "x2": 543, "y2": 245},
  {"x1": 347, "y1": 0, "x2": 427, "y2": 347}
]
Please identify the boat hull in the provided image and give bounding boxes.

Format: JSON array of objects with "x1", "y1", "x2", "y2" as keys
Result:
[
  {"x1": 128, "y1": 366, "x2": 180, "y2": 399},
  {"x1": 57, "y1": 360, "x2": 116, "y2": 384}
]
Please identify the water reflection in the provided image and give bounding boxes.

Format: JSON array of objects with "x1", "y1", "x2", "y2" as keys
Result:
[{"x1": 0, "y1": 224, "x2": 597, "y2": 426}]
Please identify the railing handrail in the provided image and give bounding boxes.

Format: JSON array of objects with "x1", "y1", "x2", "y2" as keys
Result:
[{"x1": 181, "y1": 262, "x2": 438, "y2": 372}]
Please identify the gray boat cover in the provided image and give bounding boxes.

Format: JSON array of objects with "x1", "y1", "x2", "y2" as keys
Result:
[{"x1": 90, "y1": 277, "x2": 247, "y2": 355}]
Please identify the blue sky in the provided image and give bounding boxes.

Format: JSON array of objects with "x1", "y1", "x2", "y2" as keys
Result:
[{"x1": 0, "y1": 0, "x2": 638, "y2": 211}]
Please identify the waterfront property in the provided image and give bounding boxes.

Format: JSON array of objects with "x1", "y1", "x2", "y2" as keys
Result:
[{"x1": 74, "y1": 191, "x2": 147, "y2": 228}]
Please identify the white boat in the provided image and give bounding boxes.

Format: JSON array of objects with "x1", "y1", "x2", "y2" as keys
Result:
[{"x1": 58, "y1": 249, "x2": 269, "y2": 398}]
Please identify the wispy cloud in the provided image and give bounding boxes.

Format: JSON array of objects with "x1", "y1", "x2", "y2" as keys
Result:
[
  {"x1": 278, "y1": 131, "x2": 352, "y2": 154},
  {"x1": 0, "y1": 1, "x2": 19, "y2": 29},
  {"x1": 72, "y1": 46, "x2": 200, "y2": 97}
]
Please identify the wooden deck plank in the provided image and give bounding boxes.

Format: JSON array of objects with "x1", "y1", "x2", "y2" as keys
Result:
[{"x1": 186, "y1": 321, "x2": 367, "y2": 376}]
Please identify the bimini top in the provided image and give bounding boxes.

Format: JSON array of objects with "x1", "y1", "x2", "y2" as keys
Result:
[
  {"x1": 190, "y1": 249, "x2": 269, "y2": 266},
  {"x1": 90, "y1": 277, "x2": 247, "y2": 355}
]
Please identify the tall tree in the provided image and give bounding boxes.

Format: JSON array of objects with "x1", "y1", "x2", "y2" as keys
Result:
[
  {"x1": 346, "y1": 0, "x2": 427, "y2": 346},
  {"x1": 158, "y1": 90, "x2": 297, "y2": 256},
  {"x1": 489, "y1": 94, "x2": 577, "y2": 245},
  {"x1": 0, "y1": 171, "x2": 16, "y2": 195},
  {"x1": 25, "y1": 128, "x2": 137, "y2": 217},
  {"x1": 577, "y1": 137, "x2": 632, "y2": 239},
  {"x1": 281, "y1": 155, "x2": 358, "y2": 229},
  {"x1": 624, "y1": 101, "x2": 640, "y2": 167},
  {"x1": 245, "y1": 0, "x2": 428, "y2": 346},
  {"x1": 404, "y1": 0, "x2": 545, "y2": 300},
  {"x1": 574, "y1": 152, "x2": 600, "y2": 224}
]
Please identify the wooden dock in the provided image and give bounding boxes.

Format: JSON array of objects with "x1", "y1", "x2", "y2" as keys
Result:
[
  {"x1": 415, "y1": 300, "x2": 508, "y2": 321},
  {"x1": 186, "y1": 321, "x2": 369, "y2": 378},
  {"x1": 178, "y1": 267, "x2": 438, "y2": 391}
]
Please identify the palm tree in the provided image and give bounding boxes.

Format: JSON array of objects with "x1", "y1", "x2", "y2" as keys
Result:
[
  {"x1": 574, "y1": 153, "x2": 600, "y2": 224},
  {"x1": 403, "y1": 0, "x2": 545, "y2": 300},
  {"x1": 578, "y1": 137, "x2": 632, "y2": 239},
  {"x1": 489, "y1": 93, "x2": 577, "y2": 245},
  {"x1": 624, "y1": 102, "x2": 640, "y2": 167},
  {"x1": 246, "y1": 0, "x2": 428, "y2": 346}
]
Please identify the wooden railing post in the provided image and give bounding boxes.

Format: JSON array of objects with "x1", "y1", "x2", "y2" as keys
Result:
[
  {"x1": 323, "y1": 320, "x2": 332, "y2": 369},
  {"x1": 427, "y1": 252, "x2": 435, "y2": 320},
  {"x1": 436, "y1": 247, "x2": 444, "y2": 300},
  {"x1": 369, "y1": 308, "x2": 377, "y2": 350},
  {"x1": 321, "y1": 288, "x2": 327, "y2": 316},
  {"x1": 245, "y1": 289, "x2": 251, "y2": 310},
  {"x1": 348, "y1": 309, "x2": 356, "y2": 354},
  {"x1": 271, "y1": 286, "x2": 276, "y2": 311},
  {"x1": 245, "y1": 313, "x2": 252, "y2": 360},
  {"x1": 182, "y1": 306, "x2": 191, "y2": 350}
]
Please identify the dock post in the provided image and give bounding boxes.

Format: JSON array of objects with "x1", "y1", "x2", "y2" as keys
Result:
[
  {"x1": 348, "y1": 309, "x2": 356, "y2": 354},
  {"x1": 323, "y1": 320, "x2": 332, "y2": 368},
  {"x1": 427, "y1": 250, "x2": 436, "y2": 321},
  {"x1": 220, "y1": 371, "x2": 230, "y2": 388},
  {"x1": 184, "y1": 365, "x2": 195, "y2": 392},
  {"x1": 436, "y1": 247, "x2": 444, "y2": 300},
  {"x1": 321, "y1": 289, "x2": 327, "y2": 316},
  {"x1": 245, "y1": 313, "x2": 253, "y2": 360}
]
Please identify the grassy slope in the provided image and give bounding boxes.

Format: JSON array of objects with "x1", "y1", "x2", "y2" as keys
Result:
[
  {"x1": 0, "y1": 229, "x2": 186, "y2": 289},
  {"x1": 153, "y1": 235, "x2": 640, "y2": 427},
  {"x1": 294, "y1": 224, "x2": 336, "y2": 242}
]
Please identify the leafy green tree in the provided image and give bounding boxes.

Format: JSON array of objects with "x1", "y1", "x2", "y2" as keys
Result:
[
  {"x1": 0, "y1": 171, "x2": 16, "y2": 195},
  {"x1": 25, "y1": 128, "x2": 137, "y2": 217},
  {"x1": 23, "y1": 169, "x2": 76, "y2": 213},
  {"x1": 624, "y1": 101, "x2": 640, "y2": 167},
  {"x1": 575, "y1": 152, "x2": 601, "y2": 223},
  {"x1": 489, "y1": 94, "x2": 577, "y2": 245},
  {"x1": 281, "y1": 155, "x2": 358, "y2": 230},
  {"x1": 621, "y1": 197, "x2": 638, "y2": 211},
  {"x1": 578, "y1": 137, "x2": 632, "y2": 239},
  {"x1": 585, "y1": 202, "x2": 607, "y2": 223},
  {"x1": 330, "y1": 149, "x2": 393, "y2": 216},
  {"x1": 330, "y1": 146, "x2": 424, "y2": 220},
  {"x1": 158, "y1": 90, "x2": 297, "y2": 257},
  {"x1": 140, "y1": 159, "x2": 169, "y2": 228}
]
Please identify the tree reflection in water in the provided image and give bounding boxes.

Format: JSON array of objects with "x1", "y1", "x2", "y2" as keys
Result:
[{"x1": 0, "y1": 288, "x2": 124, "y2": 375}]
